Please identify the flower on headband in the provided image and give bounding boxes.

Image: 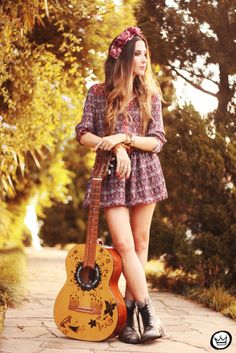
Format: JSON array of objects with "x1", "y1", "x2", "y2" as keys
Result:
[{"x1": 110, "y1": 26, "x2": 143, "y2": 59}]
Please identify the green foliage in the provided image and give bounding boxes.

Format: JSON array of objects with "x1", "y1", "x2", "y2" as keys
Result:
[
  {"x1": 39, "y1": 142, "x2": 111, "y2": 246},
  {"x1": 187, "y1": 285, "x2": 236, "y2": 320},
  {"x1": 133, "y1": 1, "x2": 236, "y2": 290},
  {"x1": 0, "y1": 201, "x2": 28, "y2": 249},
  {"x1": 0, "y1": 0, "x2": 137, "y2": 249},
  {"x1": 0, "y1": 43, "x2": 83, "y2": 199},
  {"x1": 0, "y1": 248, "x2": 27, "y2": 333},
  {"x1": 150, "y1": 103, "x2": 236, "y2": 288},
  {"x1": 146, "y1": 259, "x2": 236, "y2": 320},
  {"x1": 1, "y1": 0, "x2": 234, "y2": 304},
  {"x1": 136, "y1": 0, "x2": 236, "y2": 134}
]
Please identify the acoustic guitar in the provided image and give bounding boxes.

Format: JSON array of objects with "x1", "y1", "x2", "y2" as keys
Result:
[{"x1": 54, "y1": 149, "x2": 127, "y2": 341}]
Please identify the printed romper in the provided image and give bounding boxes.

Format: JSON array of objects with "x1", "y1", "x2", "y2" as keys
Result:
[{"x1": 75, "y1": 83, "x2": 168, "y2": 208}]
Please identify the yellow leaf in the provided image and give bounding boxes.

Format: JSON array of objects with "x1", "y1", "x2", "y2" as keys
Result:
[
  {"x1": 30, "y1": 150, "x2": 41, "y2": 169},
  {"x1": 44, "y1": 0, "x2": 50, "y2": 18}
]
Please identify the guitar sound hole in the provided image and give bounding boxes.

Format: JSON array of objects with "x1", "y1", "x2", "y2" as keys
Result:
[{"x1": 74, "y1": 262, "x2": 101, "y2": 291}]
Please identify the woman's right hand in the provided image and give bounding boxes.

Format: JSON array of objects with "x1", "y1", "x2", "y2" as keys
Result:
[{"x1": 115, "y1": 146, "x2": 131, "y2": 180}]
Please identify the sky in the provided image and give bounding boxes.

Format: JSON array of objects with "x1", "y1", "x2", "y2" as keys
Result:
[{"x1": 173, "y1": 76, "x2": 218, "y2": 116}]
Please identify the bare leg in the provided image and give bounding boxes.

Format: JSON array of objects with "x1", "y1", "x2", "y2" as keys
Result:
[
  {"x1": 125, "y1": 202, "x2": 156, "y2": 300},
  {"x1": 103, "y1": 205, "x2": 149, "y2": 302}
]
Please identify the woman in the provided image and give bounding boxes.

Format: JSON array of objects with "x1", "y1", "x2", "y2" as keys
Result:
[{"x1": 75, "y1": 26, "x2": 168, "y2": 344}]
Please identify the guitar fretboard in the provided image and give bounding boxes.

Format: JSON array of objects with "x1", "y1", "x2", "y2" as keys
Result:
[{"x1": 83, "y1": 177, "x2": 102, "y2": 268}]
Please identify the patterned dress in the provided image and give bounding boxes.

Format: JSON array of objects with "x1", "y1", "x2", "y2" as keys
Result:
[{"x1": 75, "y1": 83, "x2": 168, "y2": 208}]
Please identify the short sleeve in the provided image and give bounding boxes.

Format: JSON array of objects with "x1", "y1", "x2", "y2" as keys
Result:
[
  {"x1": 75, "y1": 86, "x2": 96, "y2": 145},
  {"x1": 146, "y1": 93, "x2": 167, "y2": 154}
]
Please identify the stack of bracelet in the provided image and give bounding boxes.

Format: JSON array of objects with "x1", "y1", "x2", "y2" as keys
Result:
[
  {"x1": 125, "y1": 132, "x2": 135, "y2": 147},
  {"x1": 112, "y1": 133, "x2": 136, "y2": 154}
]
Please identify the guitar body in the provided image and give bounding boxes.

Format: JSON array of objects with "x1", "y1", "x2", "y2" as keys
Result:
[{"x1": 54, "y1": 243, "x2": 126, "y2": 341}]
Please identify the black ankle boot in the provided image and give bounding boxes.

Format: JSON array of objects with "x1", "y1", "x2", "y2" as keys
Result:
[
  {"x1": 118, "y1": 299, "x2": 141, "y2": 344},
  {"x1": 137, "y1": 297, "x2": 165, "y2": 343}
]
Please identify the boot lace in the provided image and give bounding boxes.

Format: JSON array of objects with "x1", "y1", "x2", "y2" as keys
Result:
[
  {"x1": 140, "y1": 304, "x2": 153, "y2": 327},
  {"x1": 126, "y1": 304, "x2": 135, "y2": 327}
]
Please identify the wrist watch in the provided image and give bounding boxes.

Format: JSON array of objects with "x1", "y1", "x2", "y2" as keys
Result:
[
  {"x1": 125, "y1": 132, "x2": 132, "y2": 145},
  {"x1": 130, "y1": 134, "x2": 135, "y2": 147}
]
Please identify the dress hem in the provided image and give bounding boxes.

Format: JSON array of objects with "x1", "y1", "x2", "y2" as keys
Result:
[{"x1": 82, "y1": 193, "x2": 168, "y2": 209}]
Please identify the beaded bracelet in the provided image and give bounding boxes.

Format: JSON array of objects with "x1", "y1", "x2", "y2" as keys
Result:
[{"x1": 91, "y1": 138, "x2": 103, "y2": 152}]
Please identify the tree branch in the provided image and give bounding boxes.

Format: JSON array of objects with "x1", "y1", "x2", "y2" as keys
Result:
[
  {"x1": 168, "y1": 63, "x2": 218, "y2": 98},
  {"x1": 168, "y1": 64, "x2": 218, "y2": 85}
]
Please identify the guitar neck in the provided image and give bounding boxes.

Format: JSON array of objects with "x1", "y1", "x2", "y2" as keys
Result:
[{"x1": 83, "y1": 177, "x2": 102, "y2": 268}]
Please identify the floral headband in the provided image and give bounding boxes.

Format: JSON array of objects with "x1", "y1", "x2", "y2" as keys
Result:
[{"x1": 109, "y1": 26, "x2": 144, "y2": 59}]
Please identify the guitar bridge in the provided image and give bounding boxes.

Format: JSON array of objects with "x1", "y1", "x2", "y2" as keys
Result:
[{"x1": 69, "y1": 299, "x2": 102, "y2": 315}]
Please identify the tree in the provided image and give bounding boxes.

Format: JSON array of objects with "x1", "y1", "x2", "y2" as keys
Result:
[
  {"x1": 135, "y1": 0, "x2": 236, "y2": 136},
  {"x1": 0, "y1": 0, "x2": 138, "y2": 248},
  {"x1": 148, "y1": 100, "x2": 236, "y2": 287},
  {"x1": 134, "y1": 0, "x2": 236, "y2": 288},
  {"x1": 39, "y1": 141, "x2": 111, "y2": 246}
]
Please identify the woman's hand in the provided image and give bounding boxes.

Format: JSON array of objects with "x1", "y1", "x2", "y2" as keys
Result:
[
  {"x1": 115, "y1": 146, "x2": 131, "y2": 180},
  {"x1": 93, "y1": 133, "x2": 125, "y2": 152}
]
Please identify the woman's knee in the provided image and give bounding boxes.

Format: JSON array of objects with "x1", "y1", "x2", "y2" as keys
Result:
[
  {"x1": 130, "y1": 203, "x2": 155, "y2": 253},
  {"x1": 112, "y1": 238, "x2": 135, "y2": 255},
  {"x1": 104, "y1": 206, "x2": 135, "y2": 255},
  {"x1": 133, "y1": 230, "x2": 150, "y2": 253}
]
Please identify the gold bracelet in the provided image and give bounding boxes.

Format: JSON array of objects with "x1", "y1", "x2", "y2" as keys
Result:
[
  {"x1": 130, "y1": 134, "x2": 136, "y2": 147},
  {"x1": 125, "y1": 132, "x2": 132, "y2": 145}
]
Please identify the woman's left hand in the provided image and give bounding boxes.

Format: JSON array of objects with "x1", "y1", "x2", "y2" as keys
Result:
[{"x1": 93, "y1": 133, "x2": 125, "y2": 152}]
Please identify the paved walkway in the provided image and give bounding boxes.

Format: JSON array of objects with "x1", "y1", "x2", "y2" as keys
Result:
[{"x1": 0, "y1": 247, "x2": 235, "y2": 353}]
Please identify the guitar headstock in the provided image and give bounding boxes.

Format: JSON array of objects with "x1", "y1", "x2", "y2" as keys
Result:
[{"x1": 93, "y1": 149, "x2": 115, "y2": 180}]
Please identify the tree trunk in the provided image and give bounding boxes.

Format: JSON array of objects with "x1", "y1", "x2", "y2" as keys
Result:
[{"x1": 215, "y1": 64, "x2": 231, "y2": 132}]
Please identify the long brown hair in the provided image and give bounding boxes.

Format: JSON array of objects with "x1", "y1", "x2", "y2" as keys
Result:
[{"x1": 104, "y1": 33, "x2": 162, "y2": 136}]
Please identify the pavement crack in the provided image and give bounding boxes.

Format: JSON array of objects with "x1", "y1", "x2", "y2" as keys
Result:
[
  {"x1": 41, "y1": 321, "x2": 59, "y2": 337},
  {"x1": 34, "y1": 332, "x2": 49, "y2": 339},
  {"x1": 167, "y1": 337, "x2": 209, "y2": 352},
  {"x1": 190, "y1": 327, "x2": 204, "y2": 334}
]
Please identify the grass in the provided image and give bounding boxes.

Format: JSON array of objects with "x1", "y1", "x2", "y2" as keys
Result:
[
  {"x1": 187, "y1": 286, "x2": 236, "y2": 320},
  {"x1": 146, "y1": 259, "x2": 236, "y2": 321},
  {"x1": 0, "y1": 248, "x2": 27, "y2": 333}
]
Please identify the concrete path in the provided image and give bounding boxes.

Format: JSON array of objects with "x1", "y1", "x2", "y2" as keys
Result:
[{"x1": 0, "y1": 247, "x2": 235, "y2": 353}]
